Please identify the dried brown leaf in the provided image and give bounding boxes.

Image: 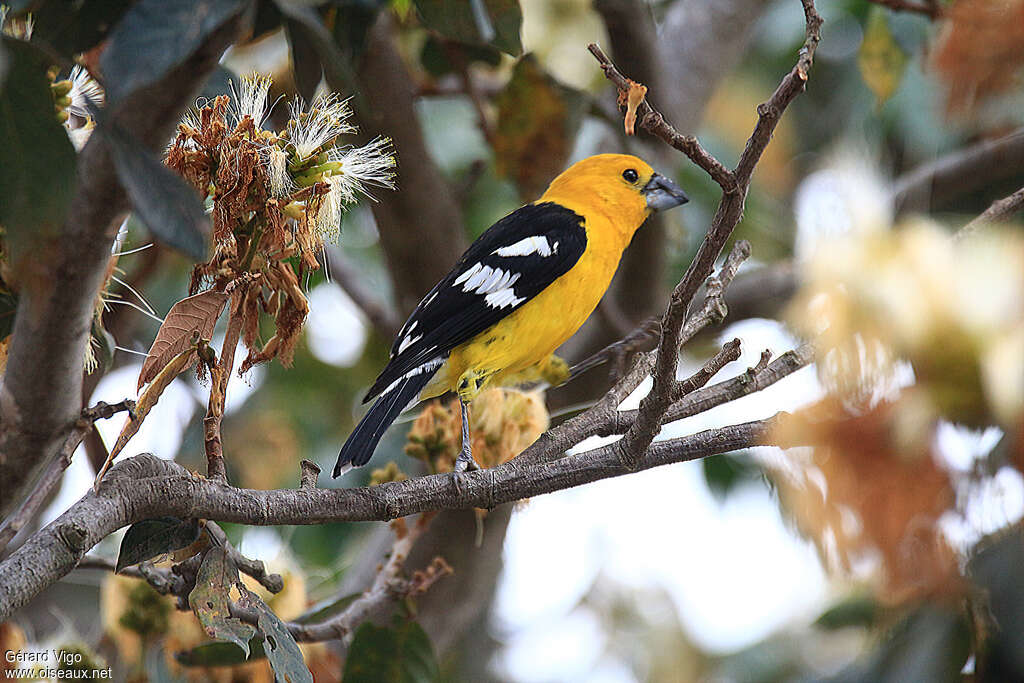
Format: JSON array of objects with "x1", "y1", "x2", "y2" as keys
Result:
[
  {"x1": 623, "y1": 81, "x2": 647, "y2": 136},
  {"x1": 96, "y1": 348, "x2": 197, "y2": 489},
  {"x1": 138, "y1": 290, "x2": 229, "y2": 391},
  {"x1": 931, "y1": 0, "x2": 1024, "y2": 116}
]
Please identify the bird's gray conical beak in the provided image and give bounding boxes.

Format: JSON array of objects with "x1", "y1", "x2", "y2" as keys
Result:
[{"x1": 643, "y1": 173, "x2": 689, "y2": 211}]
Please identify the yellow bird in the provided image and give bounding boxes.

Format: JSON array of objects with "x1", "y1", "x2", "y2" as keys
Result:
[{"x1": 334, "y1": 154, "x2": 689, "y2": 476}]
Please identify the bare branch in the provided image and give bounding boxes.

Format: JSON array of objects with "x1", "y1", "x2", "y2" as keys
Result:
[
  {"x1": 588, "y1": 42, "x2": 737, "y2": 192},
  {"x1": 0, "y1": 416, "x2": 777, "y2": 620},
  {"x1": 284, "y1": 513, "x2": 449, "y2": 643},
  {"x1": 958, "y1": 186, "x2": 1024, "y2": 240}
]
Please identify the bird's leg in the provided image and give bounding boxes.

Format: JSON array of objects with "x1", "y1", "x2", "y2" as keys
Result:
[
  {"x1": 454, "y1": 397, "x2": 476, "y2": 473},
  {"x1": 454, "y1": 369, "x2": 488, "y2": 473}
]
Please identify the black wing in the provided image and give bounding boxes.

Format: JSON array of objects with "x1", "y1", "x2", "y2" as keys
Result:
[{"x1": 364, "y1": 202, "x2": 587, "y2": 402}]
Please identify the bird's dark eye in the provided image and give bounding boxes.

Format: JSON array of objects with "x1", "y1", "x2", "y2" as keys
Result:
[{"x1": 622, "y1": 168, "x2": 639, "y2": 183}]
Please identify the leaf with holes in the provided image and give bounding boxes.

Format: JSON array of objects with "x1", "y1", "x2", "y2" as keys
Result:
[
  {"x1": 413, "y1": 0, "x2": 522, "y2": 56},
  {"x1": 238, "y1": 585, "x2": 313, "y2": 683},
  {"x1": 343, "y1": 620, "x2": 439, "y2": 683},
  {"x1": 116, "y1": 517, "x2": 201, "y2": 572},
  {"x1": 138, "y1": 290, "x2": 229, "y2": 391},
  {"x1": 189, "y1": 547, "x2": 257, "y2": 659}
]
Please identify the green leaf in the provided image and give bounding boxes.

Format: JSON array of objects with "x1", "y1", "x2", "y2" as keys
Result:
[
  {"x1": 702, "y1": 452, "x2": 762, "y2": 501},
  {"x1": 100, "y1": 0, "x2": 249, "y2": 104},
  {"x1": 0, "y1": 37, "x2": 78, "y2": 263},
  {"x1": 493, "y1": 55, "x2": 585, "y2": 201},
  {"x1": 858, "y1": 6, "x2": 908, "y2": 107},
  {"x1": 238, "y1": 585, "x2": 314, "y2": 683},
  {"x1": 189, "y1": 546, "x2": 258, "y2": 659},
  {"x1": 413, "y1": 0, "x2": 522, "y2": 56},
  {"x1": 23, "y1": 0, "x2": 131, "y2": 60},
  {"x1": 274, "y1": 1, "x2": 361, "y2": 99},
  {"x1": 343, "y1": 620, "x2": 439, "y2": 683},
  {"x1": 103, "y1": 122, "x2": 210, "y2": 261},
  {"x1": 116, "y1": 516, "x2": 201, "y2": 572},
  {"x1": 419, "y1": 35, "x2": 501, "y2": 78},
  {"x1": 815, "y1": 594, "x2": 880, "y2": 630},
  {"x1": 176, "y1": 639, "x2": 266, "y2": 667}
]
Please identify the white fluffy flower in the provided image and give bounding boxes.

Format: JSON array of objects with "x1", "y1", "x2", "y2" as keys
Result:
[
  {"x1": 287, "y1": 93, "x2": 355, "y2": 161},
  {"x1": 326, "y1": 137, "x2": 397, "y2": 202},
  {"x1": 229, "y1": 72, "x2": 273, "y2": 128}
]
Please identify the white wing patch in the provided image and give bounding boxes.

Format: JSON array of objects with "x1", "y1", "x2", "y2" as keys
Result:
[
  {"x1": 397, "y1": 333, "x2": 421, "y2": 355},
  {"x1": 453, "y1": 263, "x2": 522, "y2": 295},
  {"x1": 493, "y1": 236, "x2": 557, "y2": 257},
  {"x1": 485, "y1": 288, "x2": 526, "y2": 309},
  {"x1": 380, "y1": 357, "x2": 444, "y2": 395}
]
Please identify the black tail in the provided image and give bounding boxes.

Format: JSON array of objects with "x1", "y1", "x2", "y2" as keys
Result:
[{"x1": 333, "y1": 366, "x2": 438, "y2": 477}]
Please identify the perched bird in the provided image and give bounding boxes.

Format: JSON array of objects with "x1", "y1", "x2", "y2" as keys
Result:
[{"x1": 333, "y1": 154, "x2": 688, "y2": 477}]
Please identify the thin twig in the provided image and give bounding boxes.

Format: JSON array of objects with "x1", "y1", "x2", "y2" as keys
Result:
[
  {"x1": 591, "y1": 0, "x2": 821, "y2": 470},
  {"x1": 203, "y1": 294, "x2": 245, "y2": 482},
  {"x1": 230, "y1": 513, "x2": 450, "y2": 643},
  {"x1": 75, "y1": 555, "x2": 181, "y2": 595},
  {"x1": 602, "y1": 344, "x2": 813, "y2": 435},
  {"x1": 206, "y1": 521, "x2": 284, "y2": 594},
  {"x1": 957, "y1": 186, "x2": 1024, "y2": 241},
  {"x1": 587, "y1": 43, "x2": 737, "y2": 192}
]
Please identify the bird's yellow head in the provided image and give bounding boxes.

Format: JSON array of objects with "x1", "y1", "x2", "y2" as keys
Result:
[{"x1": 539, "y1": 154, "x2": 689, "y2": 241}]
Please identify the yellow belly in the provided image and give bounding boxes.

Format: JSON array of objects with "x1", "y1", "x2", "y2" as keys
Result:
[{"x1": 421, "y1": 242, "x2": 623, "y2": 399}]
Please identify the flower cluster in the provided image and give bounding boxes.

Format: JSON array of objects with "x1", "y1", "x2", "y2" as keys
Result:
[{"x1": 166, "y1": 74, "x2": 396, "y2": 369}]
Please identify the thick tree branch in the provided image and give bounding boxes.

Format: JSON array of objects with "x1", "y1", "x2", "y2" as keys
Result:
[
  {"x1": 0, "y1": 417, "x2": 775, "y2": 620},
  {"x1": 0, "y1": 14, "x2": 245, "y2": 517}
]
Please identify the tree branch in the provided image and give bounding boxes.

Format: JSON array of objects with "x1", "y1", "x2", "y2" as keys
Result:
[
  {"x1": 958, "y1": 185, "x2": 1024, "y2": 240},
  {"x1": 588, "y1": 0, "x2": 821, "y2": 469},
  {"x1": 0, "y1": 416, "x2": 776, "y2": 620}
]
